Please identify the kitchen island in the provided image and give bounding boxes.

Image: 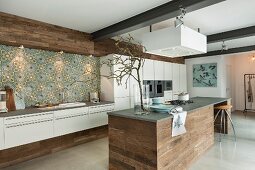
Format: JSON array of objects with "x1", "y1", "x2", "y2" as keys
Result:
[{"x1": 108, "y1": 97, "x2": 230, "y2": 170}]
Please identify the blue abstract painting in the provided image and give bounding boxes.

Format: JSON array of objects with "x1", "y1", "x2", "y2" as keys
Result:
[{"x1": 193, "y1": 63, "x2": 217, "y2": 87}]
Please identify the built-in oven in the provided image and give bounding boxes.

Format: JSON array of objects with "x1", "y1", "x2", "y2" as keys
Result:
[
  {"x1": 154, "y1": 80, "x2": 164, "y2": 97},
  {"x1": 164, "y1": 80, "x2": 172, "y2": 91},
  {"x1": 143, "y1": 80, "x2": 155, "y2": 98}
]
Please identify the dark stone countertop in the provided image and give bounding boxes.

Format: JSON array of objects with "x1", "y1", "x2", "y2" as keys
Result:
[
  {"x1": 108, "y1": 97, "x2": 230, "y2": 122},
  {"x1": 0, "y1": 101, "x2": 114, "y2": 118}
]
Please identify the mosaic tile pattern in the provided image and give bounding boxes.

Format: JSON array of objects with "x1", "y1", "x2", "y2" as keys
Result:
[{"x1": 0, "y1": 45, "x2": 100, "y2": 106}]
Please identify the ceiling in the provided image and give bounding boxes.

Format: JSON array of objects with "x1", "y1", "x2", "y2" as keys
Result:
[
  {"x1": 0, "y1": 0, "x2": 170, "y2": 33},
  {"x1": 123, "y1": 0, "x2": 255, "y2": 51},
  {"x1": 0, "y1": 0, "x2": 255, "y2": 52}
]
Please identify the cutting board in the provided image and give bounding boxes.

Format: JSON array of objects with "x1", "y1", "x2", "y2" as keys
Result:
[{"x1": 5, "y1": 86, "x2": 16, "y2": 112}]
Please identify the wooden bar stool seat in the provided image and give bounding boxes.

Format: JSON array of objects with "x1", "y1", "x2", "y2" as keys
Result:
[
  {"x1": 215, "y1": 105, "x2": 232, "y2": 110},
  {"x1": 214, "y1": 104, "x2": 236, "y2": 142}
]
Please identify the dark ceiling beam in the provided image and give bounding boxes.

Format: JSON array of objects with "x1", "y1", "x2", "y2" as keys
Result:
[
  {"x1": 185, "y1": 45, "x2": 255, "y2": 59},
  {"x1": 92, "y1": 0, "x2": 226, "y2": 40},
  {"x1": 207, "y1": 26, "x2": 255, "y2": 43}
]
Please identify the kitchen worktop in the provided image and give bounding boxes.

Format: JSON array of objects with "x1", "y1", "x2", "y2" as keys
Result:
[
  {"x1": 108, "y1": 97, "x2": 230, "y2": 122},
  {"x1": 0, "y1": 101, "x2": 114, "y2": 118}
]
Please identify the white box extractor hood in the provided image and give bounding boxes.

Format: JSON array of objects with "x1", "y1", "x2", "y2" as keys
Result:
[{"x1": 142, "y1": 25, "x2": 207, "y2": 57}]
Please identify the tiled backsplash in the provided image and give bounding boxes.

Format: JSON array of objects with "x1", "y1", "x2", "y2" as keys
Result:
[{"x1": 0, "y1": 45, "x2": 100, "y2": 106}]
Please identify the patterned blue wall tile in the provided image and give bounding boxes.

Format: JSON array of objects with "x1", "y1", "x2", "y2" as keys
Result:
[{"x1": 0, "y1": 45, "x2": 100, "y2": 106}]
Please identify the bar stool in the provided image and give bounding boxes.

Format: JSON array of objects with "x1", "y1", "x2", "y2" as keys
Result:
[{"x1": 214, "y1": 105, "x2": 236, "y2": 142}]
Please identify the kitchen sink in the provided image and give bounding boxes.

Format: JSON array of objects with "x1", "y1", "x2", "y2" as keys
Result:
[
  {"x1": 37, "y1": 102, "x2": 86, "y2": 110},
  {"x1": 56, "y1": 102, "x2": 86, "y2": 108}
]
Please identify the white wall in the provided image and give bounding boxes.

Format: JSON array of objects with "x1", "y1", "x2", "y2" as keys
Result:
[
  {"x1": 185, "y1": 56, "x2": 229, "y2": 98},
  {"x1": 186, "y1": 52, "x2": 255, "y2": 111},
  {"x1": 230, "y1": 53, "x2": 255, "y2": 110}
]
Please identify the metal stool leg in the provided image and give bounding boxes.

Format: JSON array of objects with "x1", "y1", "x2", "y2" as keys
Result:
[
  {"x1": 225, "y1": 109, "x2": 237, "y2": 142},
  {"x1": 214, "y1": 109, "x2": 221, "y2": 122},
  {"x1": 223, "y1": 111, "x2": 226, "y2": 135},
  {"x1": 219, "y1": 110, "x2": 224, "y2": 142}
]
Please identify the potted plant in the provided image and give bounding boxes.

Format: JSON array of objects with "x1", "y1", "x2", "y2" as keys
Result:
[{"x1": 101, "y1": 35, "x2": 149, "y2": 114}]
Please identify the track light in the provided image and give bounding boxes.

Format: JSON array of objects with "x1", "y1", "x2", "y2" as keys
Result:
[
  {"x1": 221, "y1": 41, "x2": 228, "y2": 51},
  {"x1": 175, "y1": 7, "x2": 186, "y2": 28},
  {"x1": 175, "y1": 17, "x2": 184, "y2": 28}
]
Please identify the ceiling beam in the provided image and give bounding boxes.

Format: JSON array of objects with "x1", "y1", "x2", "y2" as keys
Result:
[
  {"x1": 207, "y1": 26, "x2": 255, "y2": 43},
  {"x1": 92, "y1": 0, "x2": 226, "y2": 40},
  {"x1": 185, "y1": 45, "x2": 255, "y2": 59}
]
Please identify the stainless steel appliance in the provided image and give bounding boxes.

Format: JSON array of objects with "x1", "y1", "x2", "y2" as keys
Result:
[
  {"x1": 0, "y1": 90, "x2": 8, "y2": 113},
  {"x1": 164, "y1": 80, "x2": 172, "y2": 91},
  {"x1": 90, "y1": 92, "x2": 100, "y2": 103},
  {"x1": 154, "y1": 80, "x2": 164, "y2": 97},
  {"x1": 143, "y1": 80, "x2": 155, "y2": 98}
]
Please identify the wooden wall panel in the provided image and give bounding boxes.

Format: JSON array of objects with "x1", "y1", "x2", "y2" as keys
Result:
[
  {"x1": 0, "y1": 12, "x2": 94, "y2": 55},
  {"x1": 0, "y1": 125, "x2": 107, "y2": 168},
  {"x1": 0, "y1": 12, "x2": 184, "y2": 64},
  {"x1": 157, "y1": 106, "x2": 214, "y2": 169},
  {"x1": 108, "y1": 106, "x2": 214, "y2": 170},
  {"x1": 108, "y1": 116, "x2": 157, "y2": 170}
]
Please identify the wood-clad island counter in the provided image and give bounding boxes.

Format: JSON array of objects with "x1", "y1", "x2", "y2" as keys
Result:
[{"x1": 108, "y1": 97, "x2": 230, "y2": 170}]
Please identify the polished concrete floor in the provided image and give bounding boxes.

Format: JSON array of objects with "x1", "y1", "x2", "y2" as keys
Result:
[{"x1": 2, "y1": 111, "x2": 255, "y2": 170}]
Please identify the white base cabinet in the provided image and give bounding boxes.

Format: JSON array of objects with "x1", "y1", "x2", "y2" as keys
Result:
[
  {"x1": 88, "y1": 104, "x2": 114, "y2": 128},
  {"x1": 54, "y1": 107, "x2": 89, "y2": 137},
  {"x1": 0, "y1": 103, "x2": 114, "y2": 150},
  {"x1": 4, "y1": 112, "x2": 54, "y2": 149},
  {"x1": 0, "y1": 118, "x2": 4, "y2": 150}
]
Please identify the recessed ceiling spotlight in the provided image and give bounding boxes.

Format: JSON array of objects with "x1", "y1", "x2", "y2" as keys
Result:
[
  {"x1": 18, "y1": 45, "x2": 24, "y2": 49},
  {"x1": 175, "y1": 7, "x2": 186, "y2": 28},
  {"x1": 252, "y1": 54, "x2": 255, "y2": 62}
]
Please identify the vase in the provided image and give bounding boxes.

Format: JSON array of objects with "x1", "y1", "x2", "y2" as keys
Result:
[{"x1": 133, "y1": 84, "x2": 150, "y2": 115}]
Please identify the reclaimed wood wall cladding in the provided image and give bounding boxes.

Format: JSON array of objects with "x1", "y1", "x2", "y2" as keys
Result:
[
  {"x1": 0, "y1": 12, "x2": 94, "y2": 55},
  {"x1": 108, "y1": 106, "x2": 214, "y2": 170},
  {"x1": 108, "y1": 116, "x2": 157, "y2": 170},
  {"x1": 157, "y1": 106, "x2": 214, "y2": 169},
  {"x1": 0, "y1": 12, "x2": 184, "y2": 64},
  {"x1": 0, "y1": 125, "x2": 107, "y2": 168}
]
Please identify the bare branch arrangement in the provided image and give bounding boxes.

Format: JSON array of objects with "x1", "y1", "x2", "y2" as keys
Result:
[{"x1": 101, "y1": 35, "x2": 147, "y2": 111}]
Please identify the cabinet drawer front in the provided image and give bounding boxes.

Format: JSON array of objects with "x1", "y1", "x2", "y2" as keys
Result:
[
  {"x1": 4, "y1": 112, "x2": 53, "y2": 125},
  {"x1": 89, "y1": 106, "x2": 99, "y2": 113},
  {"x1": 4, "y1": 120, "x2": 53, "y2": 149},
  {"x1": 89, "y1": 104, "x2": 115, "y2": 113},
  {"x1": 54, "y1": 107, "x2": 88, "y2": 118},
  {"x1": 104, "y1": 104, "x2": 115, "y2": 112},
  {"x1": 54, "y1": 114, "x2": 89, "y2": 137},
  {"x1": 89, "y1": 112, "x2": 103, "y2": 128}
]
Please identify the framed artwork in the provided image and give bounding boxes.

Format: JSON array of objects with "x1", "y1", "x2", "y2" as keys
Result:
[{"x1": 193, "y1": 63, "x2": 217, "y2": 87}]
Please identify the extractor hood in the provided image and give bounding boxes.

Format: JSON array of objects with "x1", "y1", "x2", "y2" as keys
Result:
[{"x1": 142, "y1": 25, "x2": 207, "y2": 57}]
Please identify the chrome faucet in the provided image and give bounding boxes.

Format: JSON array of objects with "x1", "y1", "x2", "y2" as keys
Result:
[{"x1": 61, "y1": 87, "x2": 69, "y2": 103}]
